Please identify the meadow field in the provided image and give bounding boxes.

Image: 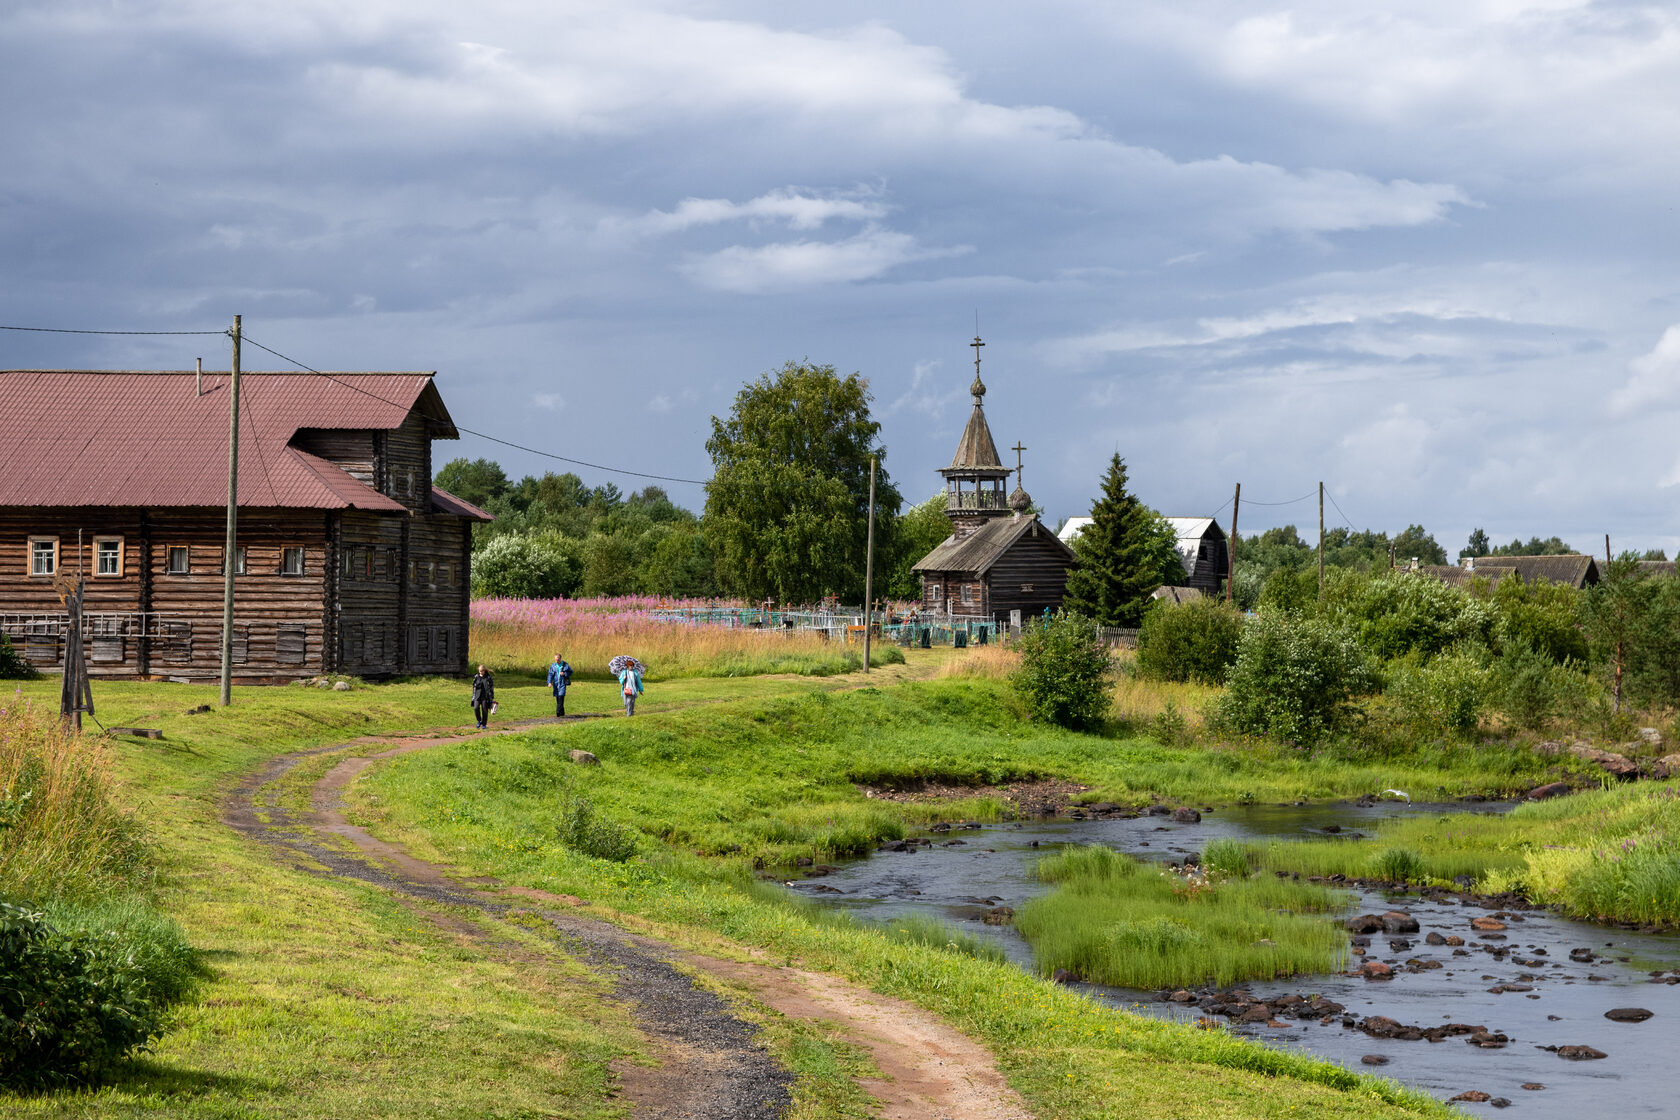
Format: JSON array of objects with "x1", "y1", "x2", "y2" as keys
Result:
[
  {"x1": 471, "y1": 596, "x2": 904, "y2": 679},
  {"x1": 0, "y1": 639, "x2": 1480, "y2": 1120}
]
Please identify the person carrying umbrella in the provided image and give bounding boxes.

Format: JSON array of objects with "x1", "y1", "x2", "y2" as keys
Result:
[
  {"x1": 546, "y1": 653, "x2": 573, "y2": 717},
  {"x1": 610, "y1": 655, "x2": 645, "y2": 717}
]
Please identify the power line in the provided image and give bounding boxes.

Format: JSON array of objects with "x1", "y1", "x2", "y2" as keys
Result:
[
  {"x1": 0, "y1": 325, "x2": 227, "y2": 336},
  {"x1": 1239, "y1": 489, "x2": 1317, "y2": 507},
  {"x1": 238, "y1": 334, "x2": 710, "y2": 487},
  {"x1": 1325, "y1": 490, "x2": 1356, "y2": 530}
]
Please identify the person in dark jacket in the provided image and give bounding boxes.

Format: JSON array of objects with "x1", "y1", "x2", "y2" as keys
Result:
[
  {"x1": 546, "y1": 653, "x2": 572, "y2": 717},
  {"x1": 471, "y1": 664, "x2": 495, "y2": 729}
]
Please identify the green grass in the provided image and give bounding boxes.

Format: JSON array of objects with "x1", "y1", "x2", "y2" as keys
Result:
[
  {"x1": 1246, "y1": 784, "x2": 1680, "y2": 926},
  {"x1": 361, "y1": 678, "x2": 1570, "y2": 872},
  {"x1": 4, "y1": 665, "x2": 1465, "y2": 1118},
  {"x1": 353, "y1": 681, "x2": 1465, "y2": 1118},
  {"x1": 1014, "y1": 846, "x2": 1349, "y2": 989}
]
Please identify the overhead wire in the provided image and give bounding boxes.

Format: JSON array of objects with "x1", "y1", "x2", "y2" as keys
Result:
[
  {"x1": 0, "y1": 325, "x2": 227, "y2": 336},
  {"x1": 239, "y1": 334, "x2": 710, "y2": 487}
]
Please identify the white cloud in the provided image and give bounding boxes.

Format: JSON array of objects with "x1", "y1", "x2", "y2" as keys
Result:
[
  {"x1": 889, "y1": 358, "x2": 964, "y2": 419},
  {"x1": 532, "y1": 391, "x2": 565, "y2": 410},
  {"x1": 680, "y1": 227, "x2": 968, "y2": 293},
  {"x1": 631, "y1": 187, "x2": 888, "y2": 236},
  {"x1": 646, "y1": 393, "x2": 673, "y2": 413},
  {"x1": 1609, "y1": 325, "x2": 1680, "y2": 418}
]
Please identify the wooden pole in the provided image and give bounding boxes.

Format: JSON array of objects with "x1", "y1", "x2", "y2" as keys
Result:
[
  {"x1": 1318, "y1": 481, "x2": 1325, "y2": 595},
  {"x1": 1226, "y1": 482, "x2": 1240, "y2": 603},
  {"x1": 863, "y1": 456, "x2": 876, "y2": 673},
  {"x1": 219, "y1": 315, "x2": 242, "y2": 708}
]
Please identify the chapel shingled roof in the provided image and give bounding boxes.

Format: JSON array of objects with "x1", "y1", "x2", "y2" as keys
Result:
[
  {"x1": 911, "y1": 514, "x2": 1076, "y2": 575},
  {"x1": 0, "y1": 370, "x2": 457, "y2": 509}
]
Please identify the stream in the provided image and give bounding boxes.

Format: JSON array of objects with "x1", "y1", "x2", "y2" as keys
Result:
[{"x1": 780, "y1": 801, "x2": 1680, "y2": 1115}]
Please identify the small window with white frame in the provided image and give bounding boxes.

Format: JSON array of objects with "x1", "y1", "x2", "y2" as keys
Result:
[
  {"x1": 234, "y1": 546, "x2": 247, "y2": 575},
  {"x1": 165, "y1": 545, "x2": 190, "y2": 575},
  {"x1": 94, "y1": 536, "x2": 123, "y2": 577},
  {"x1": 928, "y1": 583, "x2": 942, "y2": 602},
  {"x1": 281, "y1": 547, "x2": 305, "y2": 576},
  {"x1": 29, "y1": 537, "x2": 59, "y2": 577}
]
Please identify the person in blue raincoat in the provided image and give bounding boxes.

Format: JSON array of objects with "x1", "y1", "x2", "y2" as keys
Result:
[
  {"x1": 617, "y1": 663, "x2": 643, "y2": 716},
  {"x1": 546, "y1": 653, "x2": 573, "y2": 717}
]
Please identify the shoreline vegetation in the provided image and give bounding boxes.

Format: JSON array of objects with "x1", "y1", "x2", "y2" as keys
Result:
[{"x1": 3, "y1": 596, "x2": 1670, "y2": 1115}]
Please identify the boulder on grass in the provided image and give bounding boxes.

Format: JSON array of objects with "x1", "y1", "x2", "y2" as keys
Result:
[
  {"x1": 1568, "y1": 745, "x2": 1639, "y2": 780},
  {"x1": 1650, "y1": 753, "x2": 1680, "y2": 780},
  {"x1": 1527, "y1": 781, "x2": 1573, "y2": 801},
  {"x1": 568, "y1": 749, "x2": 600, "y2": 765}
]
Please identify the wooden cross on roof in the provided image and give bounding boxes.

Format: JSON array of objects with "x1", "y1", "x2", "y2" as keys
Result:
[{"x1": 1011, "y1": 441, "x2": 1026, "y2": 488}]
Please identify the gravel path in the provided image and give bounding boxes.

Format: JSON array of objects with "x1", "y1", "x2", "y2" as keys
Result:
[{"x1": 222, "y1": 714, "x2": 1033, "y2": 1120}]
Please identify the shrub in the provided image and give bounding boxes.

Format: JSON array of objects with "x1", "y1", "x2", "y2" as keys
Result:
[
  {"x1": 1135, "y1": 597, "x2": 1243, "y2": 685},
  {"x1": 1385, "y1": 648, "x2": 1490, "y2": 738},
  {"x1": 1214, "y1": 614, "x2": 1376, "y2": 744},
  {"x1": 470, "y1": 533, "x2": 581, "y2": 600},
  {"x1": 1257, "y1": 567, "x2": 1316, "y2": 614},
  {"x1": 1011, "y1": 611, "x2": 1114, "y2": 730},
  {"x1": 1322, "y1": 573, "x2": 1496, "y2": 661},
  {"x1": 1490, "y1": 639, "x2": 1588, "y2": 730},
  {"x1": 1489, "y1": 574, "x2": 1587, "y2": 663},
  {"x1": 0, "y1": 634, "x2": 37, "y2": 680},
  {"x1": 554, "y1": 794, "x2": 638, "y2": 862},
  {"x1": 1149, "y1": 699, "x2": 1190, "y2": 749},
  {"x1": 0, "y1": 900, "x2": 200, "y2": 1089}
]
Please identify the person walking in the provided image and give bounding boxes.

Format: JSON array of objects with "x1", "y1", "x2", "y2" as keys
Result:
[
  {"x1": 546, "y1": 653, "x2": 573, "y2": 717},
  {"x1": 471, "y1": 664, "x2": 495, "y2": 729},
  {"x1": 617, "y1": 662, "x2": 642, "y2": 717}
]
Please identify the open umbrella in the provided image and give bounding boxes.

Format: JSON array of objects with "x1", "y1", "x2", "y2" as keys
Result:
[{"x1": 608, "y1": 655, "x2": 646, "y2": 676}]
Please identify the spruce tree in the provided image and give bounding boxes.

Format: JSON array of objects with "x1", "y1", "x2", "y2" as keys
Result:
[{"x1": 1062, "y1": 454, "x2": 1176, "y2": 626}]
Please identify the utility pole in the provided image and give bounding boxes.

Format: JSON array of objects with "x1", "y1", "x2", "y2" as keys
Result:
[
  {"x1": 1226, "y1": 482, "x2": 1240, "y2": 604},
  {"x1": 863, "y1": 456, "x2": 877, "y2": 673},
  {"x1": 219, "y1": 315, "x2": 242, "y2": 707},
  {"x1": 1318, "y1": 481, "x2": 1325, "y2": 596}
]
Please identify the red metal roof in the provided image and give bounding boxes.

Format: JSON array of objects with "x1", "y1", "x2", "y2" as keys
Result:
[
  {"x1": 0, "y1": 370, "x2": 454, "y2": 509},
  {"x1": 429, "y1": 485, "x2": 494, "y2": 521}
]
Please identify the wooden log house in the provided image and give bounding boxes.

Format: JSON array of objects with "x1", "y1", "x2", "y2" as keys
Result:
[
  {"x1": 910, "y1": 339, "x2": 1076, "y2": 625},
  {"x1": 0, "y1": 370, "x2": 490, "y2": 681}
]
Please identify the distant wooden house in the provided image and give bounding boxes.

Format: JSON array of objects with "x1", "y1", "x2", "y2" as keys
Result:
[
  {"x1": 0, "y1": 370, "x2": 490, "y2": 681},
  {"x1": 1059, "y1": 514, "x2": 1228, "y2": 596},
  {"x1": 1418, "y1": 554, "x2": 1601, "y2": 590},
  {"x1": 911, "y1": 341, "x2": 1076, "y2": 625}
]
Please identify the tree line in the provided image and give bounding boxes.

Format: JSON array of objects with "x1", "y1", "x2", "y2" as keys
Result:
[{"x1": 439, "y1": 360, "x2": 947, "y2": 604}]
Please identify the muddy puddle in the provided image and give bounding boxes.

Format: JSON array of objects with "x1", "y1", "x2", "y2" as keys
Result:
[{"x1": 780, "y1": 802, "x2": 1680, "y2": 1115}]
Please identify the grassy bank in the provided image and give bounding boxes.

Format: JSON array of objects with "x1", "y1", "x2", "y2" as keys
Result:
[
  {"x1": 3, "y1": 665, "x2": 1469, "y2": 1117},
  {"x1": 1014, "y1": 845, "x2": 1349, "y2": 989},
  {"x1": 1245, "y1": 783, "x2": 1680, "y2": 927},
  {"x1": 0, "y1": 673, "x2": 754, "y2": 1116},
  {"x1": 357, "y1": 695, "x2": 1458, "y2": 1114}
]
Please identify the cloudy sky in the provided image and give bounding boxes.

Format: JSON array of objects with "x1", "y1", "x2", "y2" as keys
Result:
[{"x1": 5, "y1": 1, "x2": 1678, "y2": 555}]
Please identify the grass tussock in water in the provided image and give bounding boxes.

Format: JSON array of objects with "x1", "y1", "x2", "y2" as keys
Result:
[
  {"x1": 1248, "y1": 785, "x2": 1680, "y2": 926},
  {"x1": 1015, "y1": 845, "x2": 1349, "y2": 989}
]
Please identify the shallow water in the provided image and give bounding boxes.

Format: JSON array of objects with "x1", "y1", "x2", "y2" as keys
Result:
[{"x1": 782, "y1": 802, "x2": 1680, "y2": 1115}]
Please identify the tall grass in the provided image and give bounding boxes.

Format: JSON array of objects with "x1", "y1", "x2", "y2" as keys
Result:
[
  {"x1": 0, "y1": 697, "x2": 150, "y2": 904},
  {"x1": 1015, "y1": 845, "x2": 1349, "y2": 989},
  {"x1": 1109, "y1": 649, "x2": 1220, "y2": 732},
  {"x1": 935, "y1": 645, "x2": 1019, "y2": 679},
  {"x1": 1249, "y1": 785, "x2": 1680, "y2": 926},
  {"x1": 470, "y1": 597, "x2": 904, "y2": 679}
]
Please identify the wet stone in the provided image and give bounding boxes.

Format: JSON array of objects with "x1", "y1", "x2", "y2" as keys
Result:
[
  {"x1": 1361, "y1": 1054, "x2": 1389, "y2": 1065},
  {"x1": 1604, "y1": 1007, "x2": 1653, "y2": 1022}
]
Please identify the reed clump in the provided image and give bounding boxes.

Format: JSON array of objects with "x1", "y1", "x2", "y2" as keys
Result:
[
  {"x1": 0, "y1": 698, "x2": 151, "y2": 904},
  {"x1": 1014, "y1": 845, "x2": 1348, "y2": 989}
]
